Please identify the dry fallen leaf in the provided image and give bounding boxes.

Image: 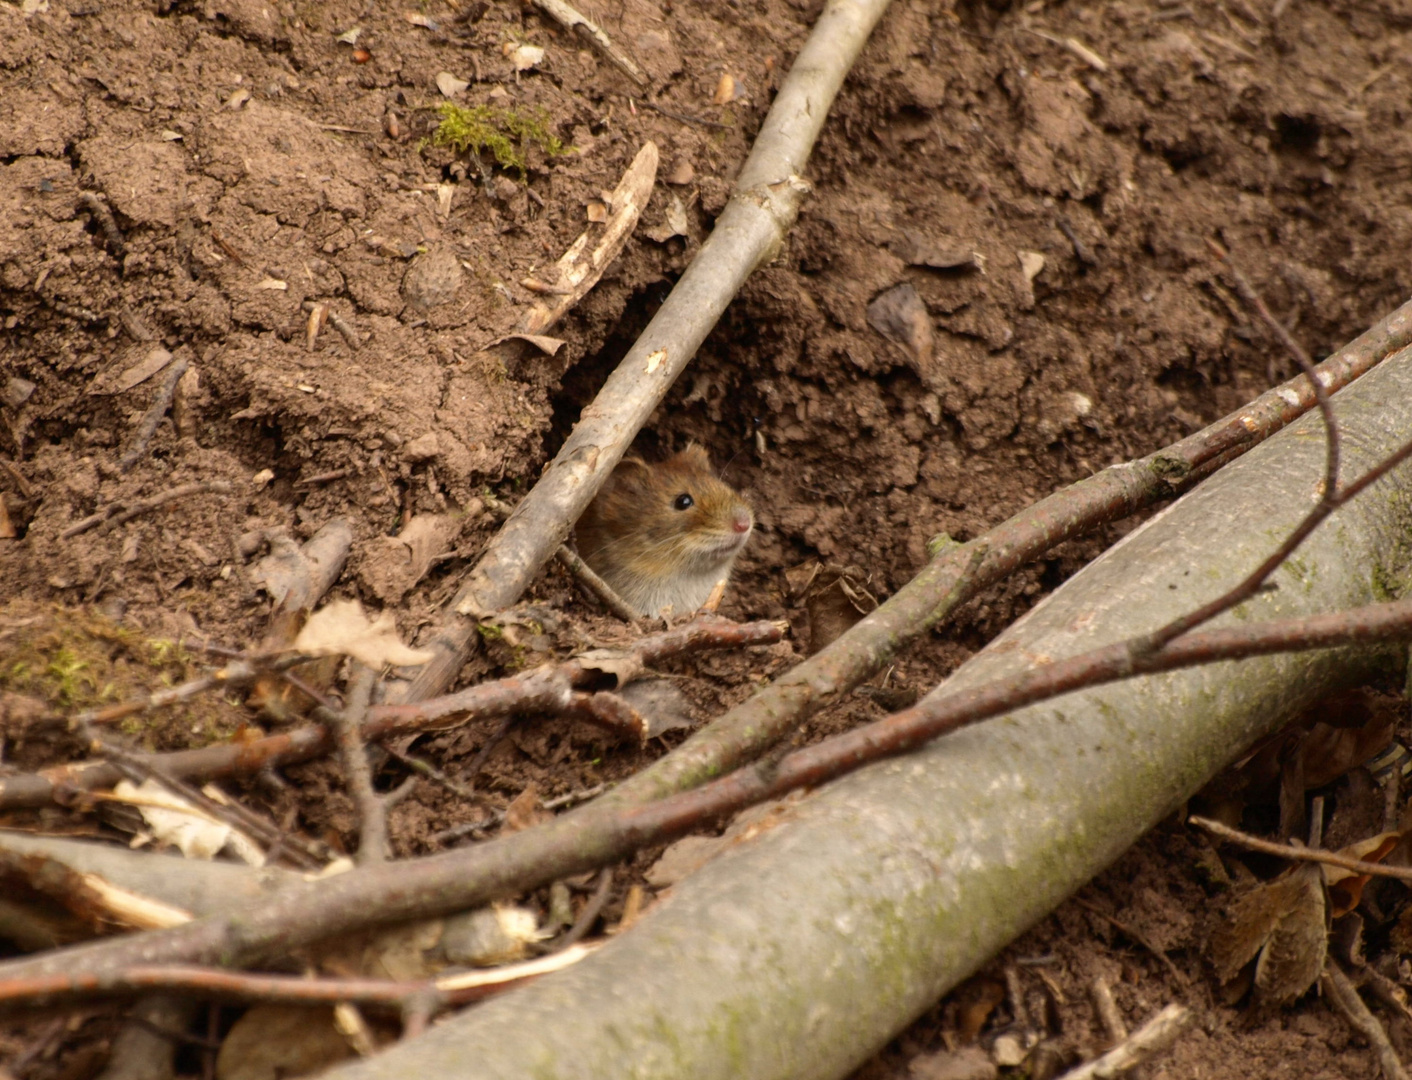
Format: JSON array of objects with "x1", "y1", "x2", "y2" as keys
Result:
[
  {"x1": 1324, "y1": 832, "x2": 1401, "y2": 917},
  {"x1": 619, "y1": 678, "x2": 696, "y2": 737},
  {"x1": 890, "y1": 230, "x2": 981, "y2": 271},
  {"x1": 503, "y1": 784, "x2": 553, "y2": 833},
  {"x1": 503, "y1": 42, "x2": 545, "y2": 71},
  {"x1": 867, "y1": 282, "x2": 934, "y2": 368},
  {"x1": 112, "y1": 779, "x2": 264, "y2": 864},
  {"x1": 1210, "y1": 863, "x2": 1326, "y2": 1009},
  {"x1": 804, "y1": 565, "x2": 877, "y2": 655},
  {"x1": 293, "y1": 598, "x2": 434, "y2": 667},
  {"x1": 573, "y1": 647, "x2": 646, "y2": 688},
  {"x1": 88, "y1": 346, "x2": 173, "y2": 396},
  {"x1": 645, "y1": 194, "x2": 690, "y2": 243}
]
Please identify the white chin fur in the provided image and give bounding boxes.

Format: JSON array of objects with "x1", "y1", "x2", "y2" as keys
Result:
[{"x1": 616, "y1": 558, "x2": 740, "y2": 617}]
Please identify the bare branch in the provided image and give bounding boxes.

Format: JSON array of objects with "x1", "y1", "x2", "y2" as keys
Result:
[
  {"x1": 603, "y1": 298, "x2": 1412, "y2": 806},
  {"x1": 6, "y1": 596, "x2": 1412, "y2": 980},
  {"x1": 1057, "y1": 1004, "x2": 1192, "y2": 1080},
  {"x1": 60, "y1": 480, "x2": 235, "y2": 540},
  {"x1": 399, "y1": 0, "x2": 896, "y2": 702},
  {"x1": 328, "y1": 665, "x2": 390, "y2": 864},
  {"x1": 1189, "y1": 816, "x2": 1412, "y2": 883},
  {"x1": 1322, "y1": 960, "x2": 1410, "y2": 1080}
]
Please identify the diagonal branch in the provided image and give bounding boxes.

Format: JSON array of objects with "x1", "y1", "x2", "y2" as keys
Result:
[
  {"x1": 397, "y1": 0, "x2": 897, "y2": 702},
  {"x1": 6, "y1": 593, "x2": 1412, "y2": 982}
]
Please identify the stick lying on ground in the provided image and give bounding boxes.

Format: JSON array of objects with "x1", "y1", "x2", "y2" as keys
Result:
[
  {"x1": 0, "y1": 617, "x2": 784, "y2": 810},
  {"x1": 1057, "y1": 1005, "x2": 1192, "y2": 1080},
  {"x1": 6, "y1": 591, "x2": 1412, "y2": 984},
  {"x1": 398, "y1": 0, "x2": 899, "y2": 702}
]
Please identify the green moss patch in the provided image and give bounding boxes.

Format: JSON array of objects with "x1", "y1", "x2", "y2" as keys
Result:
[{"x1": 430, "y1": 104, "x2": 566, "y2": 178}]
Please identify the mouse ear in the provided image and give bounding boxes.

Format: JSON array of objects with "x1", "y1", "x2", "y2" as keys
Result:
[
  {"x1": 676, "y1": 444, "x2": 712, "y2": 470},
  {"x1": 606, "y1": 455, "x2": 650, "y2": 490}
]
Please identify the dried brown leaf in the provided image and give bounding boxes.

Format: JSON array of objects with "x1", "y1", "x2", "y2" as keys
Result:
[
  {"x1": 573, "y1": 647, "x2": 645, "y2": 688},
  {"x1": 88, "y1": 346, "x2": 174, "y2": 396},
  {"x1": 620, "y1": 678, "x2": 695, "y2": 737},
  {"x1": 503, "y1": 785, "x2": 552, "y2": 833},
  {"x1": 867, "y1": 283, "x2": 933, "y2": 368},
  {"x1": 644, "y1": 194, "x2": 689, "y2": 243},
  {"x1": 292, "y1": 599, "x2": 433, "y2": 668},
  {"x1": 1325, "y1": 832, "x2": 1401, "y2": 917},
  {"x1": 1210, "y1": 864, "x2": 1326, "y2": 1008}
]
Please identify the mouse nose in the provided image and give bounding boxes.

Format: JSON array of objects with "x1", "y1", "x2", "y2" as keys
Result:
[{"x1": 731, "y1": 509, "x2": 752, "y2": 535}]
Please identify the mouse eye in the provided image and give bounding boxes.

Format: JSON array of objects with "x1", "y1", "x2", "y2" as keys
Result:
[{"x1": 672, "y1": 493, "x2": 694, "y2": 511}]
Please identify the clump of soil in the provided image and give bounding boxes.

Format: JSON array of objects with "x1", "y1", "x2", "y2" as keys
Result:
[{"x1": 3, "y1": 0, "x2": 1411, "y2": 1075}]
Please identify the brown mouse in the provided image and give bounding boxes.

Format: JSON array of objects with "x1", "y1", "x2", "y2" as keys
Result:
[{"x1": 575, "y1": 445, "x2": 754, "y2": 617}]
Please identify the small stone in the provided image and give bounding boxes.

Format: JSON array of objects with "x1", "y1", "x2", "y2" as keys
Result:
[
  {"x1": 401, "y1": 246, "x2": 463, "y2": 310},
  {"x1": 665, "y1": 159, "x2": 695, "y2": 185},
  {"x1": 3, "y1": 377, "x2": 36, "y2": 409},
  {"x1": 403, "y1": 432, "x2": 440, "y2": 462}
]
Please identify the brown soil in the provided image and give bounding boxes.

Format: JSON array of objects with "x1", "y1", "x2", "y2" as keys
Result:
[{"x1": 3, "y1": 0, "x2": 1411, "y2": 1075}]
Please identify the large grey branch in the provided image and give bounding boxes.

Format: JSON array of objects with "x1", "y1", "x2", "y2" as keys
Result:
[
  {"x1": 401, "y1": 0, "x2": 896, "y2": 701},
  {"x1": 322, "y1": 341, "x2": 1412, "y2": 1079}
]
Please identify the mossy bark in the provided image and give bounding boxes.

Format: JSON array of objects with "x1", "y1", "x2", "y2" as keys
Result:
[{"x1": 327, "y1": 347, "x2": 1412, "y2": 1080}]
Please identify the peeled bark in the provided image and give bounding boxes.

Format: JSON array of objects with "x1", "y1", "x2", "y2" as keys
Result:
[{"x1": 326, "y1": 346, "x2": 1412, "y2": 1080}]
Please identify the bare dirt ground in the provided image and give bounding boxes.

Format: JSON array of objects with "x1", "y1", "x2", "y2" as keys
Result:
[{"x1": 4, "y1": 0, "x2": 1412, "y2": 1075}]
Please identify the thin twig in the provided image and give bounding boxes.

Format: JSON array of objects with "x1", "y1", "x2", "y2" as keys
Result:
[
  {"x1": 44, "y1": 296, "x2": 107, "y2": 324},
  {"x1": 631, "y1": 96, "x2": 729, "y2": 130},
  {"x1": 61, "y1": 480, "x2": 236, "y2": 539},
  {"x1": 463, "y1": 714, "x2": 516, "y2": 791},
  {"x1": 554, "y1": 867, "x2": 613, "y2": 949},
  {"x1": 0, "y1": 946, "x2": 597, "y2": 1011},
  {"x1": 328, "y1": 665, "x2": 390, "y2": 864},
  {"x1": 120, "y1": 357, "x2": 190, "y2": 471},
  {"x1": 1089, "y1": 976, "x2": 1127, "y2": 1045},
  {"x1": 564, "y1": 691, "x2": 650, "y2": 743},
  {"x1": 11, "y1": 596, "x2": 1412, "y2": 981},
  {"x1": 61, "y1": 653, "x2": 305, "y2": 729},
  {"x1": 485, "y1": 492, "x2": 640, "y2": 623},
  {"x1": 1129, "y1": 243, "x2": 1341, "y2": 655},
  {"x1": 2, "y1": 619, "x2": 778, "y2": 810},
  {"x1": 74, "y1": 724, "x2": 330, "y2": 870},
  {"x1": 1056, "y1": 1004, "x2": 1192, "y2": 1080},
  {"x1": 1190, "y1": 816, "x2": 1412, "y2": 882},
  {"x1": 428, "y1": 781, "x2": 613, "y2": 845},
  {"x1": 78, "y1": 192, "x2": 126, "y2": 258},
  {"x1": 381, "y1": 743, "x2": 478, "y2": 800},
  {"x1": 555, "y1": 545, "x2": 641, "y2": 623},
  {"x1": 302, "y1": 301, "x2": 361, "y2": 349},
  {"x1": 530, "y1": 0, "x2": 649, "y2": 87},
  {"x1": 1322, "y1": 960, "x2": 1410, "y2": 1080},
  {"x1": 1074, "y1": 899, "x2": 1189, "y2": 986}
]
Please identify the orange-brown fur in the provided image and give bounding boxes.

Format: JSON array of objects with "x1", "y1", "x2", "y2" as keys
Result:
[{"x1": 575, "y1": 446, "x2": 754, "y2": 616}]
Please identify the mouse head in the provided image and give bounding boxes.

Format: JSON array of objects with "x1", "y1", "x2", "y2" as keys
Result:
[{"x1": 578, "y1": 444, "x2": 754, "y2": 578}]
